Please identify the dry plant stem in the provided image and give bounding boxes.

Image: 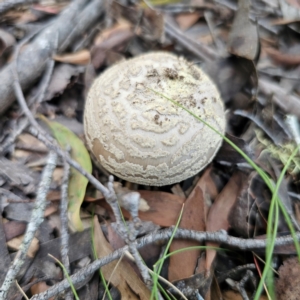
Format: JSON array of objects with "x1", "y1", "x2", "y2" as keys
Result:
[
  {"x1": 0, "y1": 55, "x2": 55, "y2": 155},
  {"x1": 27, "y1": 125, "x2": 116, "y2": 203},
  {"x1": 217, "y1": 263, "x2": 256, "y2": 283},
  {"x1": 30, "y1": 229, "x2": 300, "y2": 300},
  {"x1": 128, "y1": 244, "x2": 152, "y2": 286},
  {"x1": 0, "y1": 118, "x2": 28, "y2": 155},
  {"x1": 0, "y1": 0, "x2": 38, "y2": 14},
  {"x1": 0, "y1": 0, "x2": 91, "y2": 114},
  {"x1": 12, "y1": 56, "x2": 124, "y2": 296},
  {"x1": 29, "y1": 58, "x2": 56, "y2": 108},
  {"x1": 125, "y1": 251, "x2": 186, "y2": 299},
  {"x1": 12, "y1": 57, "x2": 115, "y2": 203},
  {"x1": 28, "y1": 124, "x2": 123, "y2": 236},
  {"x1": 226, "y1": 270, "x2": 256, "y2": 300},
  {"x1": 14, "y1": 280, "x2": 29, "y2": 300},
  {"x1": 0, "y1": 151, "x2": 57, "y2": 300},
  {"x1": 60, "y1": 158, "x2": 72, "y2": 300}
]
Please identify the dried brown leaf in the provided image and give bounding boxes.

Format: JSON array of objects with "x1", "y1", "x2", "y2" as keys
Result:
[
  {"x1": 7, "y1": 235, "x2": 39, "y2": 258},
  {"x1": 3, "y1": 221, "x2": 27, "y2": 241},
  {"x1": 30, "y1": 279, "x2": 54, "y2": 299},
  {"x1": 168, "y1": 186, "x2": 206, "y2": 282},
  {"x1": 32, "y1": 3, "x2": 67, "y2": 14},
  {"x1": 93, "y1": 217, "x2": 151, "y2": 300},
  {"x1": 99, "y1": 191, "x2": 185, "y2": 227},
  {"x1": 209, "y1": 276, "x2": 222, "y2": 300},
  {"x1": 17, "y1": 133, "x2": 48, "y2": 152},
  {"x1": 176, "y1": 12, "x2": 203, "y2": 31},
  {"x1": 44, "y1": 64, "x2": 84, "y2": 101},
  {"x1": 53, "y1": 50, "x2": 90, "y2": 65},
  {"x1": 227, "y1": 0, "x2": 259, "y2": 60},
  {"x1": 91, "y1": 21, "x2": 133, "y2": 69},
  {"x1": 206, "y1": 171, "x2": 248, "y2": 271},
  {"x1": 135, "y1": 191, "x2": 185, "y2": 227}
]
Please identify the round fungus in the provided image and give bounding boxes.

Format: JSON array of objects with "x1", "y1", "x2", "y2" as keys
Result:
[{"x1": 84, "y1": 52, "x2": 226, "y2": 186}]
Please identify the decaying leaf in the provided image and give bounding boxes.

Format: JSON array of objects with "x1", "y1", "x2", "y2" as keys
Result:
[
  {"x1": 91, "y1": 21, "x2": 133, "y2": 69},
  {"x1": 176, "y1": 12, "x2": 202, "y2": 31},
  {"x1": 168, "y1": 185, "x2": 206, "y2": 282},
  {"x1": 129, "y1": 191, "x2": 185, "y2": 227},
  {"x1": 93, "y1": 217, "x2": 151, "y2": 299},
  {"x1": 100, "y1": 190, "x2": 185, "y2": 227},
  {"x1": 30, "y1": 279, "x2": 54, "y2": 299},
  {"x1": 53, "y1": 49, "x2": 91, "y2": 65},
  {"x1": 44, "y1": 64, "x2": 84, "y2": 101},
  {"x1": 206, "y1": 171, "x2": 248, "y2": 271},
  {"x1": 7, "y1": 235, "x2": 39, "y2": 258},
  {"x1": 40, "y1": 117, "x2": 92, "y2": 231},
  {"x1": 227, "y1": 0, "x2": 259, "y2": 60}
]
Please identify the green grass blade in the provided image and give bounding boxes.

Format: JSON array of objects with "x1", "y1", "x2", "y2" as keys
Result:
[
  {"x1": 48, "y1": 254, "x2": 80, "y2": 300},
  {"x1": 151, "y1": 204, "x2": 185, "y2": 300},
  {"x1": 147, "y1": 87, "x2": 300, "y2": 299},
  {"x1": 254, "y1": 144, "x2": 300, "y2": 300}
]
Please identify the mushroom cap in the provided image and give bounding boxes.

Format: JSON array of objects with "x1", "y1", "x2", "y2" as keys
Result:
[{"x1": 84, "y1": 52, "x2": 225, "y2": 186}]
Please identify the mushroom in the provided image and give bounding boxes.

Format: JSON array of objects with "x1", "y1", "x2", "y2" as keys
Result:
[{"x1": 84, "y1": 52, "x2": 226, "y2": 186}]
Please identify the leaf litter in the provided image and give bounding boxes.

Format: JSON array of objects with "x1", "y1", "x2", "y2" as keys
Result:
[{"x1": 1, "y1": 0, "x2": 300, "y2": 299}]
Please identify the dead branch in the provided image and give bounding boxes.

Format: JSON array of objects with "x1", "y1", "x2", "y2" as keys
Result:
[
  {"x1": 60, "y1": 157, "x2": 72, "y2": 300},
  {"x1": 30, "y1": 228, "x2": 300, "y2": 300},
  {"x1": 0, "y1": 151, "x2": 57, "y2": 300},
  {"x1": 0, "y1": 0, "x2": 104, "y2": 115}
]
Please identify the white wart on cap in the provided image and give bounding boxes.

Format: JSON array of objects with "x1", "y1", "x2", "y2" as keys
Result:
[{"x1": 84, "y1": 52, "x2": 226, "y2": 186}]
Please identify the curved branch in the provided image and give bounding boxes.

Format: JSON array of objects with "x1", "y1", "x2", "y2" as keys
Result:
[{"x1": 30, "y1": 228, "x2": 299, "y2": 299}]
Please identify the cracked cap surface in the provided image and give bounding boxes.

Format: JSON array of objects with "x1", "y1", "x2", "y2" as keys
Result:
[{"x1": 84, "y1": 52, "x2": 226, "y2": 186}]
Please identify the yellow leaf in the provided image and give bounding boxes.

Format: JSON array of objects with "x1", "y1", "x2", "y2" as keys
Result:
[{"x1": 40, "y1": 116, "x2": 92, "y2": 231}]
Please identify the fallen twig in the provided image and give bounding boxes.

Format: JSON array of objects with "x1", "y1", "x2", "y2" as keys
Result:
[
  {"x1": 60, "y1": 157, "x2": 72, "y2": 300},
  {"x1": 0, "y1": 0, "x2": 104, "y2": 114},
  {"x1": 0, "y1": 151, "x2": 57, "y2": 300},
  {"x1": 30, "y1": 228, "x2": 300, "y2": 299}
]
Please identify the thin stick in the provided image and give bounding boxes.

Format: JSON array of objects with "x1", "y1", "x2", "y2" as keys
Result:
[
  {"x1": 30, "y1": 229, "x2": 300, "y2": 300},
  {"x1": 14, "y1": 280, "x2": 29, "y2": 300},
  {"x1": 0, "y1": 152, "x2": 57, "y2": 300},
  {"x1": 60, "y1": 157, "x2": 72, "y2": 300}
]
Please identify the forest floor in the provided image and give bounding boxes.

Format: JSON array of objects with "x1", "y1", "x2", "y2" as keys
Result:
[{"x1": 0, "y1": 0, "x2": 300, "y2": 299}]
